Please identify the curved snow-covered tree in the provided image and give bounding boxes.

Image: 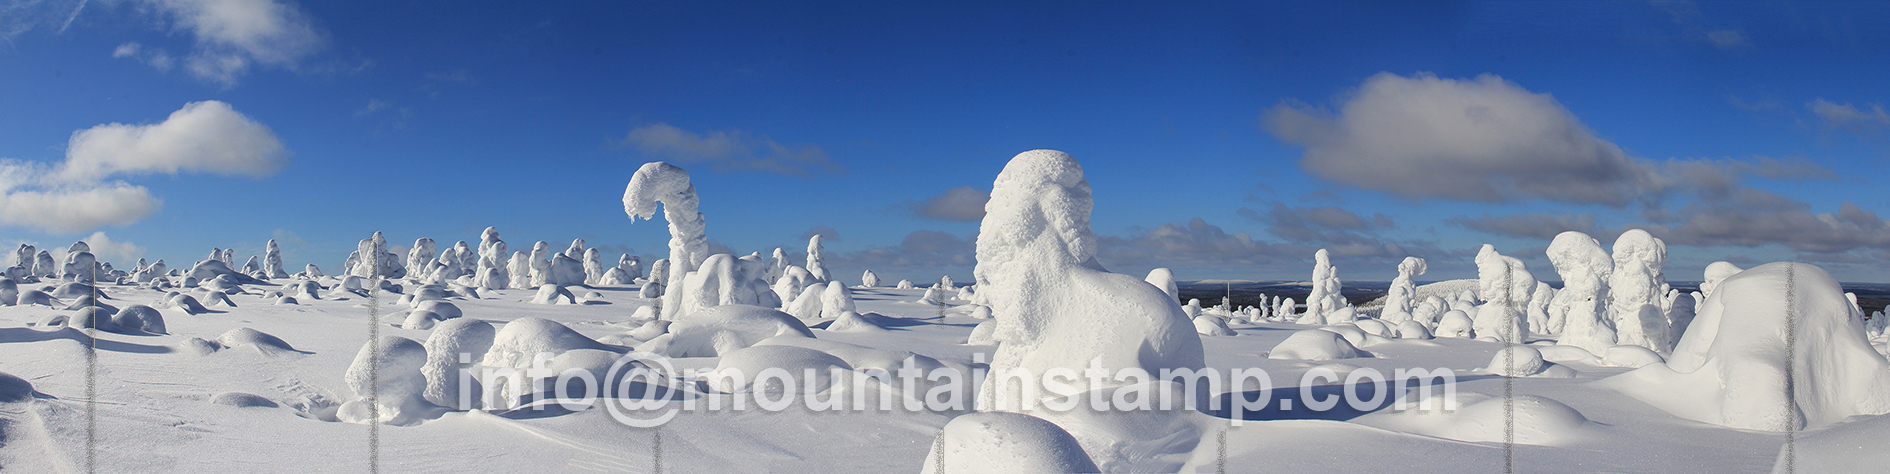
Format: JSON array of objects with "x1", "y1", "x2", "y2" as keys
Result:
[{"x1": 625, "y1": 161, "x2": 709, "y2": 320}]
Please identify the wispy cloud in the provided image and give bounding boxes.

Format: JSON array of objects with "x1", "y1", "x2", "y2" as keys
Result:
[
  {"x1": 1808, "y1": 98, "x2": 1890, "y2": 134},
  {"x1": 903, "y1": 186, "x2": 989, "y2": 222},
  {"x1": 623, "y1": 123, "x2": 841, "y2": 177},
  {"x1": 98, "y1": 0, "x2": 328, "y2": 86}
]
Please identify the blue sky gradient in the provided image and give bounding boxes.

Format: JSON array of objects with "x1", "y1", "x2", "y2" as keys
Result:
[{"x1": 3, "y1": 1, "x2": 1888, "y2": 283}]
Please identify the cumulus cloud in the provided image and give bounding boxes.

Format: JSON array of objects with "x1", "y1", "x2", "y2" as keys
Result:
[
  {"x1": 0, "y1": 101, "x2": 284, "y2": 233},
  {"x1": 113, "y1": 42, "x2": 175, "y2": 71},
  {"x1": 904, "y1": 186, "x2": 989, "y2": 222},
  {"x1": 826, "y1": 230, "x2": 977, "y2": 276},
  {"x1": 1808, "y1": 99, "x2": 1890, "y2": 133},
  {"x1": 131, "y1": 0, "x2": 327, "y2": 85},
  {"x1": 798, "y1": 225, "x2": 842, "y2": 242},
  {"x1": 1650, "y1": 197, "x2": 1890, "y2": 253},
  {"x1": 1266, "y1": 72, "x2": 1666, "y2": 206},
  {"x1": 78, "y1": 231, "x2": 146, "y2": 263},
  {"x1": 624, "y1": 123, "x2": 840, "y2": 177},
  {"x1": 61, "y1": 100, "x2": 288, "y2": 180}
]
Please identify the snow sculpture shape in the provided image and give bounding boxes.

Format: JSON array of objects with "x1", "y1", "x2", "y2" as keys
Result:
[
  {"x1": 1382, "y1": 257, "x2": 1427, "y2": 324},
  {"x1": 480, "y1": 317, "x2": 610, "y2": 368},
  {"x1": 34, "y1": 250, "x2": 54, "y2": 277},
  {"x1": 971, "y1": 150, "x2": 1205, "y2": 464},
  {"x1": 528, "y1": 241, "x2": 553, "y2": 287},
  {"x1": 547, "y1": 253, "x2": 588, "y2": 287},
  {"x1": 407, "y1": 238, "x2": 437, "y2": 280},
  {"x1": 241, "y1": 256, "x2": 260, "y2": 275},
  {"x1": 1473, "y1": 244, "x2": 1535, "y2": 344},
  {"x1": 767, "y1": 248, "x2": 788, "y2": 283},
  {"x1": 806, "y1": 234, "x2": 829, "y2": 282},
  {"x1": 819, "y1": 281, "x2": 855, "y2": 319},
  {"x1": 1303, "y1": 249, "x2": 1347, "y2": 324},
  {"x1": 66, "y1": 249, "x2": 99, "y2": 283},
  {"x1": 771, "y1": 265, "x2": 814, "y2": 304},
  {"x1": 665, "y1": 305, "x2": 815, "y2": 357},
  {"x1": 220, "y1": 248, "x2": 234, "y2": 266},
  {"x1": 619, "y1": 255, "x2": 642, "y2": 280},
  {"x1": 1546, "y1": 231, "x2": 1616, "y2": 356},
  {"x1": 1699, "y1": 261, "x2": 1742, "y2": 300},
  {"x1": 563, "y1": 238, "x2": 586, "y2": 261},
  {"x1": 422, "y1": 318, "x2": 495, "y2": 410},
  {"x1": 1607, "y1": 229, "x2": 1668, "y2": 352},
  {"x1": 451, "y1": 240, "x2": 475, "y2": 275},
  {"x1": 302, "y1": 263, "x2": 322, "y2": 278},
  {"x1": 1526, "y1": 282, "x2": 1554, "y2": 335},
  {"x1": 507, "y1": 251, "x2": 532, "y2": 289},
  {"x1": 672, "y1": 253, "x2": 781, "y2": 318},
  {"x1": 583, "y1": 248, "x2": 605, "y2": 285},
  {"x1": 896, "y1": 279, "x2": 914, "y2": 289},
  {"x1": 263, "y1": 239, "x2": 289, "y2": 279},
  {"x1": 1144, "y1": 268, "x2": 1180, "y2": 302},
  {"x1": 1435, "y1": 309, "x2": 1473, "y2": 338},
  {"x1": 348, "y1": 232, "x2": 404, "y2": 279},
  {"x1": 338, "y1": 336, "x2": 433, "y2": 426},
  {"x1": 1602, "y1": 262, "x2": 1890, "y2": 431},
  {"x1": 1268, "y1": 329, "x2": 1369, "y2": 360},
  {"x1": 624, "y1": 161, "x2": 709, "y2": 320},
  {"x1": 860, "y1": 270, "x2": 880, "y2": 288},
  {"x1": 921, "y1": 412, "x2": 1100, "y2": 474},
  {"x1": 476, "y1": 227, "x2": 508, "y2": 289}
]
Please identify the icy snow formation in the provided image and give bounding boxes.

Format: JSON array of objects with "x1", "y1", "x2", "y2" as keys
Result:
[
  {"x1": 546, "y1": 253, "x2": 586, "y2": 287},
  {"x1": 1700, "y1": 261, "x2": 1742, "y2": 300},
  {"x1": 619, "y1": 255, "x2": 642, "y2": 280},
  {"x1": 671, "y1": 254, "x2": 780, "y2": 318},
  {"x1": 1607, "y1": 229, "x2": 1668, "y2": 352},
  {"x1": 921, "y1": 412, "x2": 1099, "y2": 474},
  {"x1": 860, "y1": 270, "x2": 880, "y2": 288},
  {"x1": 1602, "y1": 262, "x2": 1890, "y2": 431},
  {"x1": 805, "y1": 234, "x2": 830, "y2": 282},
  {"x1": 767, "y1": 248, "x2": 788, "y2": 283},
  {"x1": 1527, "y1": 282, "x2": 1554, "y2": 337},
  {"x1": 624, "y1": 161, "x2": 709, "y2": 320},
  {"x1": 528, "y1": 241, "x2": 553, "y2": 287},
  {"x1": 422, "y1": 318, "x2": 496, "y2": 410},
  {"x1": 1547, "y1": 231, "x2": 1616, "y2": 356},
  {"x1": 563, "y1": 238, "x2": 586, "y2": 261},
  {"x1": 347, "y1": 232, "x2": 405, "y2": 279},
  {"x1": 263, "y1": 239, "x2": 289, "y2": 279},
  {"x1": 337, "y1": 336, "x2": 433, "y2": 426},
  {"x1": 664, "y1": 305, "x2": 815, "y2": 357},
  {"x1": 1268, "y1": 329, "x2": 1368, "y2": 360},
  {"x1": 507, "y1": 251, "x2": 532, "y2": 290},
  {"x1": 1143, "y1": 268, "x2": 1179, "y2": 302},
  {"x1": 1301, "y1": 249, "x2": 1347, "y2": 325},
  {"x1": 1380, "y1": 257, "x2": 1427, "y2": 324},
  {"x1": 896, "y1": 279, "x2": 914, "y2": 289},
  {"x1": 971, "y1": 150, "x2": 1204, "y2": 468},
  {"x1": 1435, "y1": 310, "x2": 1473, "y2": 338},
  {"x1": 582, "y1": 248, "x2": 605, "y2": 285},
  {"x1": 480, "y1": 317, "x2": 610, "y2": 368},
  {"x1": 476, "y1": 227, "x2": 508, "y2": 289},
  {"x1": 1472, "y1": 244, "x2": 1534, "y2": 344},
  {"x1": 407, "y1": 238, "x2": 437, "y2": 281}
]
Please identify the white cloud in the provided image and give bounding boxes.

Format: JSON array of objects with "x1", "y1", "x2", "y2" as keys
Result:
[
  {"x1": 104, "y1": 0, "x2": 325, "y2": 85},
  {"x1": 0, "y1": 181, "x2": 161, "y2": 233},
  {"x1": 61, "y1": 100, "x2": 288, "y2": 180},
  {"x1": 78, "y1": 231, "x2": 146, "y2": 263},
  {"x1": 624, "y1": 123, "x2": 840, "y2": 177},
  {"x1": 1267, "y1": 72, "x2": 1667, "y2": 206},
  {"x1": 1808, "y1": 98, "x2": 1890, "y2": 132},
  {"x1": 0, "y1": 101, "x2": 283, "y2": 233},
  {"x1": 905, "y1": 186, "x2": 989, "y2": 222}
]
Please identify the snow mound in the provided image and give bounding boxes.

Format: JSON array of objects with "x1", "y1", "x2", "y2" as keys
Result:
[
  {"x1": 1144, "y1": 268, "x2": 1179, "y2": 301},
  {"x1": 169, "y1": 294, "x2": 210, "y2": 314},
  {"x1": 827, "y1": 311, "x2": 889, "y2": 333},
  {"x1": 422, "y1": 318, "x2": 496, "y2": 410},
  {"x1": 1479, "y1": 345, "x2": 1546, "y2": 377},
  {"x1": 921, "y1": 412, "x2": 1099, "y2": 474},
  {"x1": 1435, "y1": 310, "x2": 1473, "y2": 338},
  {"x1": 284, "y1": 281, "x2": 322, "y2": 300},
  {"x1": 666, "y1": 305, "x2": 815, "y2": 357},
  {"x1": 1363, "y1": 392, "x2": 1593, "y2": 446},
  {"x1": 210, "y1": 392, "x2": 278, "y2": 408},
  {"x1": 403, "y1": 310, "x2": 442, "y2": 330},
  {"x1": 529, "y1": 284, "x2": 576, "y2": 305},
  {"x1": 412, "y1": 300, "x2": 462, "y2": 320},
  {"x1": 274, "y1": 296, "x2": 297, "y2": 305},
  {"x1": 1193, "y1": 315, "x2": 1233, "y2": 336},
  {"x1": 1268, "y1": 330, "x2": 1368, "y2": 360},
  {"x1": 1396, "y1": 320, "x2": 1432, "y2": 339},
  {"x1": 704, "y1": 344, "x2": 850, "y2": 393},
  {"x1": 966, "y1": 320, "x2": 997, "y2": 345},
  {"x1": 1600, "y1": 345, "x2": 1664, "y2": 368},
  {"x1": 111, "y1": 305, "x2": 167, "y2": 334},
  {"x1": 672, "y1": 253, "x2": 780, "y2": 318},
  {"x1": 1602, "y1": 262, "x2": 1890, "y2": 431},
  {"x1": 0, "y1": 371, "x2": 36, "y2": 402},
  {"x1": 337, "y1": 336, "x2": 434, "y2": 426},
  {"x1": 63, "y1": 295, "x2": 116, "y2": 313},
  {"x1": 16, "y1": 288, "x2": 56, "y2": 306},
  {"x1": 217, "y1": 327, "x2": 300, "y2": 354},
  {"x1": 896, "y1": 279, "x2": 914, "y2": 289},
  {"x1": 481, "y1": 317, "x2": 611, "y2": 368},
  {"x1": 52, "y1": 282, "x2": 104, "y2": 299},
  {"x1": 1771, "y1": 411, "x2": 1890, "y2": 473},
  {"x1": 68, "y1": 306, "x2": 118, "y2": 332}
]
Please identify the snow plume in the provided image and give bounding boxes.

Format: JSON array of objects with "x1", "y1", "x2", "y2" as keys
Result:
[
  {"x1": 972, "y1": 150, "x2": 1204, "y2": 469},
  {"x1": 1381, "y1": 257, "x2": 1426, "y2": 324},
  {"x1": 1473, "y1": 244, "x2": 1535, "y2": 344},
  {"x1": 1608, "y1": 229, "x2": 1669, "y2": 352},
  {"x1": 624, "y1": 161, "x2": 708, "y2": 320}
]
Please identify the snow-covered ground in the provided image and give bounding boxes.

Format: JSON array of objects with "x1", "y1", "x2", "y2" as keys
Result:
[{"x1": 0, "y1": 275, "x2": 1860, "y2": 472}]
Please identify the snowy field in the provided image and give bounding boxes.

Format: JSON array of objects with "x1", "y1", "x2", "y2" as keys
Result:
[{"x1": 3, "y1": 150, "x2": 1886, "y2": 473}]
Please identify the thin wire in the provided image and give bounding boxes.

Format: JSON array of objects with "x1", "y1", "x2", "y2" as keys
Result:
[{"x1": 1782, "y1": 263, "x2": 1797, "y2": 473}]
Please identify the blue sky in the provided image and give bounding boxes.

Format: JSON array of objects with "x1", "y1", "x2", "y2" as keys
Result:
[{"x1": 3, "y1": 1, "x2": 1888, "y2": 284}]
